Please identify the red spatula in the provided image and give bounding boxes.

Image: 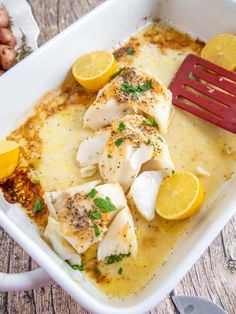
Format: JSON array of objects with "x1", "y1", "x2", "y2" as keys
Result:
[{"x1": 169, "y1": 54, "x2": 236, "y2": 133}]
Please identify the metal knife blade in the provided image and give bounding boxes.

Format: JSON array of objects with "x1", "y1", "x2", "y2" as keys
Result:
[{"x1": 172, "y1": 295, "x2": 228, "y2": 314}]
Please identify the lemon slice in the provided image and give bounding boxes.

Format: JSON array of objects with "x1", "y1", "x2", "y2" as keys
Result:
[
  {"x1": 72, "y1": 51, "x2": 118, "y2": 91},
  {"x1": 201, "y1": 33, "x2": 236, "y2": 71},
  {"x1": 0, "y1": 140, "x2": 19, "y2": 180},
  {"x1": 156, "y1": 172, "x2": 204, "y2": 220}
]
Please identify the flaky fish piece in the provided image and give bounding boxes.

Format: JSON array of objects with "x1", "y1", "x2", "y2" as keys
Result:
[
  {"x1": 97, "y1": 206, "x2": 138, "y2": 261},
  {"x1": 44, "y1": 181, "x2": 127, "y2": 255},
  {"x1": 83, "y1": 67, "x2": 173, "y2": 134},
  {"x1": 99, "y1": 115, "x2": 175, "y2": 191}
]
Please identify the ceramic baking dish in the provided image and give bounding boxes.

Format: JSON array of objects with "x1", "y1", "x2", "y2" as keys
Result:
[{"x1": 0, "y1": 0, "x2": 236, "y2": 313}]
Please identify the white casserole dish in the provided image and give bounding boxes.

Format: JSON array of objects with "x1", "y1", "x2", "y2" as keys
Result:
[{"x1": 0, "y1": 0, "x2": 236, "y2": 313}]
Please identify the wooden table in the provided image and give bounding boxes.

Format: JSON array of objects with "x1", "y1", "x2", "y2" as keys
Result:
[{"x1": 0, "y1": 1, "x2": 236, "y2": 313}]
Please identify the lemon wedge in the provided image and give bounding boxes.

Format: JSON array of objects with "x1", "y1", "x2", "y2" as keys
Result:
[
  {"x1": 156, "y1": 172, "x2": 204, "y2": 220},
  {"x1": 201, "y1": 33, "x2": 236, "y2": 71},
  {"x1": 72, "y1": 51, "x2": 118, "y2": 91},
  {"x1": 0, "y1": 140, "x2": 19, "y2": 180}
]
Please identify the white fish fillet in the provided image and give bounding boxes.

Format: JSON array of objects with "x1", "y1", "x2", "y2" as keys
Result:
[
  {"x1": 77, "y1": 128, "x2": 111, "y2": 166},
  {"x1": 44, "y1": 217, "x2": 81, "y2": 265},
  {"x1": 97, "y1": 206, "x2": 138, "y2": 261},
  {"x1": 129, "y1": 171, "x2": 164, "y2": 221},
  {"x1": 84, "y1": 67, "x2": 173, "y2": 133},
  {"x1": 44, "y1": 182, "x2": 126, "y2": 255}
]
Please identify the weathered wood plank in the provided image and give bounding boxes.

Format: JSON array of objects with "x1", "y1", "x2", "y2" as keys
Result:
[{"x1": 0, "y1": 1, "x2": 236, "y2": 313}]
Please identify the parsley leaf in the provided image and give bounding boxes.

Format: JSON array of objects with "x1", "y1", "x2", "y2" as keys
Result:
[
  {"x1": 118, "y1": 267, "x2": 123, "y2": 275},
  {"x1": 72, "y1": 263, "x2": 84, "y2": 271},
  {"x1": 94, "y1": 267, "x2": 101, "y2": 276},
  {"x1": 146, "y1": 139, "x2": 154, "y2": 146},
  {"x1": 87, "y1": 188, "x2": 98, "y2": 198},
  {"x1": 157, "y1": 136, "x2": 163, "y2": 142},
  {"x1": 127, "y1": 47, "x2": 135, "y2": 55},
  {"x1": 93, "y1": 223, "x2": 101, "y2": 237},
  {"x1": 32, "y1": 178, "x2": 40, "y2": 185},
  {"x1": 107, "y1": 253, "x2": 131, "y2": 264},
  {"x1": 111, "y1": 67, "x2": 126, "y2": 79},
  {"x1": 121, "y1": 83, "x2": 137, "y2": 95},
  {"x1": 107, "y1": 154, "x2": 112, "y2": 158},
  {"x1": 94, "y1": 197, "x2": 116, "y2": 213},
  {"x1": 115, "y1": 138, "x2": 124, "y2": 147},
  {"x1": 118, "y1": 122, "x2": 126, "y2": 131},
  {"x1": 121, "y1": 80, "x2": 153, "y2": 98},
  {"x1": 32, "y1": 199, "x2": 42, "y2": 213},
  {"x1": 138, "y1": 80, "x2": 153, "y2": 92},
  {"x1": 144, "y1": 118, "x2": 158, "y2": 127},
  {"x1": 89, "y1": 210, "x2": 101, "y2": 220}
]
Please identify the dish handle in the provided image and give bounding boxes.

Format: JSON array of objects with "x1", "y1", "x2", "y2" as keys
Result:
[{"x1": 0, "y1": 268, "x2": 53, "y2": 291}]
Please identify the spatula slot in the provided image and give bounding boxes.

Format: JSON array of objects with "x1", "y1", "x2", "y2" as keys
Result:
[{"x1": 177, "y1": 95, "x2": 224, "y2": 120}]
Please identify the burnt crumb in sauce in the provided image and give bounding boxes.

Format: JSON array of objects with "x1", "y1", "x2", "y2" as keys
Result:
[{"x1": 0, "y1": 167, "x2": 48, "y2": 229}]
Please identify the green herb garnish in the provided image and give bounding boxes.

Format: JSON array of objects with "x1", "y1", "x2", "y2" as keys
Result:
[
  {"x1": 107, "y1": 253, "x2": 131, "y2": 264},
  {"x1": 157, "y1": 136, "x2": 163, "y2": 142},
  {"x1": 94, "y1": 197, "x2": 116, "y2": 213},
  {"x1": 72, "y1": 263, "x2": 84, "y2": 271},
  {"x1": 29, "y1": 163, "x2": 35, "y2": 169},
  {"x1": 93, "y1": 223, "x2": 101, "y2": 237},
  {"x1": 121, "y1": 80, "x2": 153, "y2": 98},
  {"x1": 32, "y1": 199, "x2": 42, "y2": 213},
  {"x1": 118, "y1": 122, "x2": 126, "y2": 131},
  {"x1": 146, "y1": 139, "x2": 154, "y2": 146},
  {"x1": 144, "y1": 118, "x2": 157, "y2": 127},
  {"x1": 137, "y1": 80, "x2": 153, "y2": 92},
  {"x1": 94, "y1": 267, "x2": 101, "y2": 276},
  {"x1": 108, "y1": 154, "x2": 112, "y2": 158},
  {"x1": 87, "y1": 188, "x2": 98, "y2": 198},
  {"x1": 32, "y1": 178, "x2": 40, "y2": 185},
  {"x1": 118, "y1": 267, "x2": 123, "y2": 275},
  {"x1": 17, "y1": 31, "x2": 33, "y2": 62},
  {"x1": 115, "y1": 138, "x2": 124, "y2": 147},
  {"x1": 127, "y1": 47, "x2": 135, "y2": 55},
  {"x1": 172, "y1": 170, "x2": 176, "y2": 175},
  {"x1": 89, "y1": 210, "x2": 101, "y2": 220},
  {"x1": 111, "y1": 67, "x2": 126, "y2": 79}
]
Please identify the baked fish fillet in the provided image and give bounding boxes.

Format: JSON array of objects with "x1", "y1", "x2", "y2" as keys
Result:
[
  {"x1": 44, "y1": 181, "x2": 127, "y2": 255},
  {"x1": 84, "y1": 67, "x2": 173, "y2": 133}
]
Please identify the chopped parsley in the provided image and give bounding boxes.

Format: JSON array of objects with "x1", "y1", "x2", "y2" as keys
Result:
[
  {"x1": 157, "y1": 136, "x2": 163, "y2": 142},
  {"x1": 172, "y1": 170, "x2": 176, "y2": 175},
  {"x1": 89, "y1": 210, "x2": 101, "y2": 220},
  {"x1": 71, "y1": 263, "x2": 84, "y2": 271},
  {"x1": 94, "y1": 197, "x2": 116, "y2": 213},
  {"x1": 143, "y1": 118, "x2": 158, "y2": 127},
  {"x1": 127, "y1": 47, "x2": 135, "y2": 55},
  {"x1": 111, "y1": 67, "x2": 126, "y2": 79},
  {"x1": 94, "y1": 267, "x2": 101, "y2": 276},
  {"x1": 146, "y1": 139, "x2": 154, "y2": 146},
  {"x1": 29, "y1": 163, "x2": 35, "y2": 170},
  {"x1": 118, "y1": 122, "x2": 126, "y2": 131},
  {"x1": 137, "y1": 80, "x2": 153, "y2": 92},
  {"x1": 107, "y1": 154, "x2": 112, "y2": 158},
  {"x1": 121, "y1": 80, "x2": 153, "y2": 98},
  {"x1": 32, "y1": 199, "x2": 42, "y2": 213},
  {"x1": 118, "y1": 267, "x2": 123, "y2": 275},
  {"x1": 115, "y1": 137, "x2": 124, "y2": 147},
  {"x1": 32, "y1": 178, "x2": 40, "y2": 185},
  {"x1": 93, "y1": 223, "x2": 101, "y2": 237},
  {"x1": 87, "y1": 188, "x2": 98, "y2": 198},
  {"x1": 107, "y1": 252, "x2": 131, "y2": 264}
]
